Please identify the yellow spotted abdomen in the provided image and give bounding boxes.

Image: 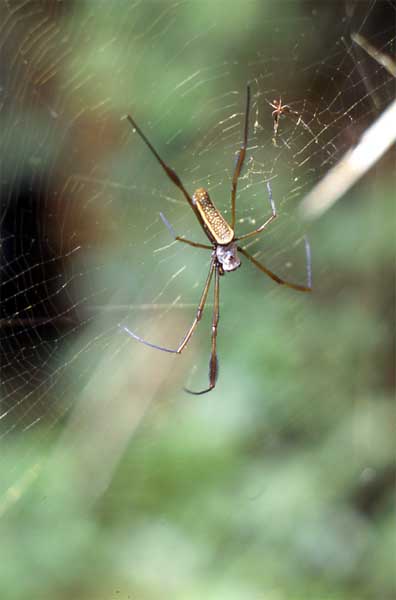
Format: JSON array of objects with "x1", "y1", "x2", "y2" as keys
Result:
[{"x1": 192, "y1": 188, "x2": 234, "y2": 245}]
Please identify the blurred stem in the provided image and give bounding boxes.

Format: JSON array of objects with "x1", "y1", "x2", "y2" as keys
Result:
[
  {"x1": 300, "y1": 34, "x2": 396, "y2": 220},
  {"x1": 300, "y1": 99, "x2": 396, "y2": 219}
]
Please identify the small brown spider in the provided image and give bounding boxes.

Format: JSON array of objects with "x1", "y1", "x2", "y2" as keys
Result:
[{"x1": 270, "y1": 97, "x2": 293, "y2": 137}]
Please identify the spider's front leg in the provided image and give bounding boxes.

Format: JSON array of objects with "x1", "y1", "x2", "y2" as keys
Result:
[
  {"x1": 185, "y1": 263, "x2": 220, "y2": 395},
  {"x1": 122, "y1": 258, "x2": 216, "y2": 354}
]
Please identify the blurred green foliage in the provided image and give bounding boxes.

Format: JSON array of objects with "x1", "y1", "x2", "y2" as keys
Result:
[
  {"x1": 0, "y1": 1, "x2": 394, "y2": 599},
  {"x1": 1, "y1": 182, "x2": 394, "y2": 599}
]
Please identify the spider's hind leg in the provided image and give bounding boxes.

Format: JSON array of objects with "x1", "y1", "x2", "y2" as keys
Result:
[
  {"x1": 235, "y1": 181, "x2": 277, "y2": 243},
  {"x1": 238, "y1": 235, "x2": 312, "y2": 292},
  {"x1": 160, "y1": 212, "x2": 212, "y2": 250}
]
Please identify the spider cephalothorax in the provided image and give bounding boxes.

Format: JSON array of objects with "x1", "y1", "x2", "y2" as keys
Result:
[{"x1": 215, "y1": 242, "x2": 241, "y2": 273}]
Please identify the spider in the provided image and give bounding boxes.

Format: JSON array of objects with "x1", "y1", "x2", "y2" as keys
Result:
[
  {"x1": 270, "y1": 97, "x2": 298, "y2": 138},
  {"x1": 269, "y1": 98, "x2": 304, "y2": 139},
  {"x1": 122, "y1": 85, "x2": 312, "y2": 395}
]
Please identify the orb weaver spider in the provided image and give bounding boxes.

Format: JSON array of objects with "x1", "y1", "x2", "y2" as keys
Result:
[
  {"x1": 269, "y1": 97, "x2": 311, "y2": 143},
  {"x1": 270, "y1": 97, "x2": 292, "y2": 137},
  {"x1": 123, "y1": 86, "x2": 312, "y2": 395}
]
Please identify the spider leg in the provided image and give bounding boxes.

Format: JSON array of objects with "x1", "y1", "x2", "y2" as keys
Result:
[
  {"x1": 230, "y1": 84, "x2": 251, "y2": 231},
  {"x1": 238, "y1": 236, "x2": 312, "y2": 292},
  {"x1": 160, "y1": 212, "x2": 212, "y2": 250},
  {"x1": 273, "y1": 113, "x2": 280, "y2": 137},
  {"x1": 235, "y1": 182, "x2": 277, "y2": 242},
  {"x1": 185, "y1": 263, "x2": 220, "y2": 395},
  {"x1": 126, "y1": 115, "x2": 197, "y2": 216},
  {"x1": 122, "y1": 258, "x2": 216, "y2": 353}
]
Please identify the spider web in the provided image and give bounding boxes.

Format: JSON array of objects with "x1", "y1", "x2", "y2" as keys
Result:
[{"x1": 0, "y1": 0, "x2": 394, "y2": 487}]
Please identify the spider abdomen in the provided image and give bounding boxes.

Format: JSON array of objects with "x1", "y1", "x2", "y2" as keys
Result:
[{"x1": 193, "y1": 188, "x2": 234, "y2": 245}]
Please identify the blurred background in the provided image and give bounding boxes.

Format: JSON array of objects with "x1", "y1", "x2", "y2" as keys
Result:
[{"x1": 0, "y1": 1, "x2": 394, "y2": 598}]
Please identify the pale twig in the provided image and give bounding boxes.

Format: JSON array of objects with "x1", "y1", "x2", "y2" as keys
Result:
[
  {"x1": 300, "y1": 35, "x2": 396, "y2": 220},
  {"x1": 352, "y1": 33, "x2": 396, "y2": 78}
]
